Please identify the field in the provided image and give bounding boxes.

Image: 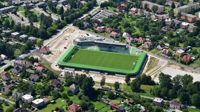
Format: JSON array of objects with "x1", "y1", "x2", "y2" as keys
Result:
[
  {"x1": 58, "y1": 45, "x2": 147, "y2": 75},
  {"x1": 68, "y1": 49, "x2": 137, "y2": 70}
]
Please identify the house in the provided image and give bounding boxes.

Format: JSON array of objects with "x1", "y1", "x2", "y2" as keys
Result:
[
  {"x1": 176, "y1": 49, "x2": 185, "y2": 56},
  {"x1": 51, "y1": 79, "x2": 61, "y2": 88},
  {"x1": 40, "y1": 46, "x2": 50, "y2": 54},
  {"x1": 111, "y1": 103, "x2": 124, "y2": 111},
  {"x1": 153, "y1": 97, "x2": 164, "y2": 106},
  {"x1": 106, "y1": 27, "x2": 113, "y2": 33},
  {"x1": 32, "y1": 99, "x2": 45, "y2": 109},
  {"x1": 11, "y1": 32, "x2": 20, "y2": 38},
  {"x1": 19, "y1": 34, "x2": 28, "y2": 41},
  {"x1": 182, "y1": 54, "x2": 191, "y2": 64},
  {"x1": 118, "y1": 3, "x2": 128, "y2": 11},
  {"x1": 69, "y1": 84, "x2": 79, "y2": 94},
  {"x1": 22, "y1": 94, "x2": 33, "y2": 103},
  {"x1": 30, "y1": 74, "x2": 39, "y2": 82},
  {"x1": 129, "y1": 7, "x2": 138, "y2": 15},
  {"x1": 135, "y1": 37, "x2": 145, "y2": 43},
  {"x1": 143, "y1": 41, "x2": 152, "y2": 50},
  {"x1": 126, "y1": 37, "x2": 135, "y2": 44},
  {"x1": 28, "y1": 36, "x2": 37, "y2": 42},
  {"x1": 1, "y1": 30, "x2": 12, "y2": 36},
  {"x1": 127, "y1": 98, "x2": 134, "y2": 105},
  {"x1": 1, "y1": 72, "x2": 11, "y2": 81},
  {"x1": 1, "y1": 85, "x2": 11, "y2": 95},
  {"x1": 181, "y1": 13, "x2": 197, "y2": 23},
  {"x1": 122, "y1": 32, "x2": 131, "y2": 38},
  {"x1": 95, "y1": 26, "x2": 104, "y2": 32},
  {"x1": 35, "y1": 66, "x2": 44, "y2": 72},
  {"x1": 162, "y1": 49, "x2": 170, "y2": 56},
  {"x1": 169, "y1": 100, "x2": 184, "y2": 110},
  {"x1": 68, "y1": 104, "x2": 81, "y2": 112},
  {"x1": 110, "y1": 31, "x2": 120, "y2": 38},
  {"x1": 14, "y1": 60, "x2": 32, "y2": 68}
]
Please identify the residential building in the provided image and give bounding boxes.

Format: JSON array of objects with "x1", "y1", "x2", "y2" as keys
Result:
[
  {"x1": 68, "y1": 104, "x2": 81, "y2": 112},
  {"x1": 169, "y1": 100, "x2": 184, "y2": 110},
  {"x1": 141, "y1": 1, "x2": 164, "y2": 13},
  {"x1": 181, "y1": 13, "x2": 197, "y2": 23},
  {"x1": 69, "y1": 84, "x2": 79, "y2": 94},
  {"x1": 22, "y1": 94, "x2": 33, "y2": 103},
  {"x1": 174, "y1": 3, "x2": 200, "y2": 16},
  {"x1": 153, "y1": 97, "x2": 164, "y2": 106},
  {"x1": 32, "y1": 99, "x2": 45, "y2": 109}
]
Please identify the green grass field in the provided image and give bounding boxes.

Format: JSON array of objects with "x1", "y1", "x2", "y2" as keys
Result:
[
  {"x1": 67, "y1": 49, "x2": 137, "y2": 70},
  {"x1": 58, "y1": 45, "x2": 146, "y2": 75}
]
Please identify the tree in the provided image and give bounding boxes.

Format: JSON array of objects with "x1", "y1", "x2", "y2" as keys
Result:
[
  {"x1": 130, "y1": 79, "x2": 141, "y2": 92},
  {"x1": 152, "y1": 5, "x2": 158, "y2": 13},
  {"x1": 5, "y1": 106, "x2": 15, "y2": 112},
  {"x1": 191, "y1": 94, "x2": 200, "y2": 108},
  {"x1": 125, "y1": 75, "x2": 131, "y2": 85},
  {"x1": 181, "y1": 74, "x2": 193, "y2": 87},
  {"x1": 159, "y1": 73, "x2": 172, "y2": 89},
  {"x1": 36, "y1": 39, "x2": 43, "y2": 48},
  {"x1": 100, "y1": 76, "x2": 105, "y2": 87},
  {"x1": 107, "y1": 91, "x2": 116, "y2": 99},
  {"x1": 179, "y1": 92, "x2": 190, "y2": 105},
  {"x1": 114, "y1": 82, "x2": 120, "y2": 91}
]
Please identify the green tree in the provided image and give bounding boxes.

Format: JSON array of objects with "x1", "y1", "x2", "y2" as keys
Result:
[
  {"x1": 130, "y1": 79, "x2": 141, "y2": 92},
  {"x1": 100, "y1": 76, "x2": 105, "y2": 87},
  {"x1": 179, "y1": 92, "x2": 190, "y2": 105},
  {"x1": 152, "y1": 5, "x2": 158, "y2": 13},
  {"x1": 125, "y1": 75, "x2": 131, "y2": 85},
  {"x1": 114, "y1": 82, "x2": 120, "y2": 91},
  {"x1": 181, "y1": 74, "x2": 193, "y2": 87},
  {"x1": 191, "y1": 94, "x2": 200, "y2": 108}
]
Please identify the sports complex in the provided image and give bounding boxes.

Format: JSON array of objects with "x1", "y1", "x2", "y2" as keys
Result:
[{"x1": 58, "y1": 37, "x2": 147, "y2": 76}]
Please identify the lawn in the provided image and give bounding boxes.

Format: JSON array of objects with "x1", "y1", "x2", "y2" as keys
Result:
[
  {"x1": 188, "y1": 108, "x2": 200, "y2": 112},
  {"x1": 93, "y1": 102, "x2": 112, "y2": 112},
  {"x1": 121, "y1": 84, "x2": 158, "y2": 97},
  {"x1": 38, "y1": 98, "x2": 67, "y2": 112},
  {"x1": 67, "y1": 49, "x2": 138, "y2": 70}
]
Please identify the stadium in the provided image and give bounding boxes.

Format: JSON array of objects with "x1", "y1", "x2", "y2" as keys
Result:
[{"x1": 58, "y1": 37, "x2": 147, "y2": 76}]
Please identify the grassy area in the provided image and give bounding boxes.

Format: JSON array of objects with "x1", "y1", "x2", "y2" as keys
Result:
[
  {"x1": 2, "y1": 103, "x2": 14, "y2": 112},
  {"x1": 38, "y1": 98, "x2": 67, "y2": 112},
  {"x1": 190, "y1": 58, "x2": 200, "y2": 68},
  {"x1": 67, "y1": 49, "x2": 138, "y2": 70},
  {"x1": 188, "y1": 108, "x2": 200, "y2": 112},
  {"x1": 93, "y1": 102, "x2": 112, "y2": 112},
  {"x1": 17, "y1": 7, "x2": 26, "y2": 16},
  {"x1": 121, "y1": 84, "x2": 157, "y2": 97}
]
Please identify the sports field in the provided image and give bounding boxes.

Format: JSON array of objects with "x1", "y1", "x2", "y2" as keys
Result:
[
  {"x1": 58, "y1": 45, "x2": 147, "y2": 75},
  {"x1": 67, "y1": 49, "x2": 138, "y2": 70}
]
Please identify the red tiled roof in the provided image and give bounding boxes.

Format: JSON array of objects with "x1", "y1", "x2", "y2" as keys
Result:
[
  {"x1": 68, "y1": 104, "x2": 81, "y2": 112},
  {"x1": 182, "y1": 54, "x2": 190, "y2": 63},
  {"x1": 35, "y1": 66, "x2": 44, "y2": 71}
]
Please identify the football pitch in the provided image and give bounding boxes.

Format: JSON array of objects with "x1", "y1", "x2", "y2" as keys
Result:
[
  {"x1": 58, "y1": 45, "x2": 147, "y2": 75},
  {"x1": 67, "y1": 49, "x2": 138, "y2": 70}
]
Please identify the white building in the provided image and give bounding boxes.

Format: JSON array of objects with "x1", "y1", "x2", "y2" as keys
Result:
[
  {"x1": 22, "y1": 94, "x2": 33, "y2": 103},
  {"x1": 32, "y1": 98, "x2": 44, "y2": 108}
]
